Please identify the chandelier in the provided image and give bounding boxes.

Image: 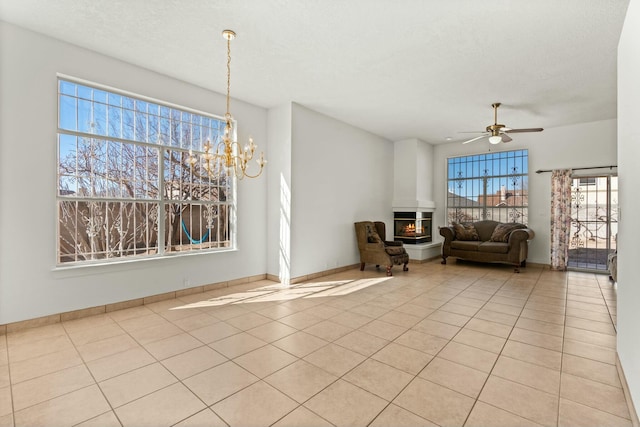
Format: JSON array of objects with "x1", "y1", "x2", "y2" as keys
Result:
[{"x1": 189, "y1": 29, "x2": 266, "y2": 179}]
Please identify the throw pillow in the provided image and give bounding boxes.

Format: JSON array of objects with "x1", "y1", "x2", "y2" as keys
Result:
[
  {"x1": 366, "y1": 224, "x2": 382, "y2": 243},
  {"x1": 490, "y1": 223, "x2": 526, "y2": 243},
  {"x1": 452, "y1": 222, "x2": 479, "y2": 241}
]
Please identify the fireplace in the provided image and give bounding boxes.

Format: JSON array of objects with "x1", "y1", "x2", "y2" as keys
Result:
[{"x1": 394, "y1": 212, "x2": 432, "y2": 244}]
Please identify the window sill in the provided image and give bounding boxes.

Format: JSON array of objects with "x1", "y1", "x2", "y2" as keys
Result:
[{"x1": 51, "y1": 248, "x2": 238, "y2": 278}]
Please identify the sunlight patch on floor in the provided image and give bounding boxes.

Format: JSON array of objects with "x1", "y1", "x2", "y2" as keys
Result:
[{"x1": 170, "y1": 277, "x2": 392, "y2": 310}]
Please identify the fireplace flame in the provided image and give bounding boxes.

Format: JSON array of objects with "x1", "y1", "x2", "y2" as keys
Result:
[{"x1": 403, "y1": 223, "x2": 424, "y2": 235}]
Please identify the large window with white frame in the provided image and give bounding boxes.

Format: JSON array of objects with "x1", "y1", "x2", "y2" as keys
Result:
[
  {"x1": 446, "y1": 150, "x2": 528, "y2": 225},
  {"x1": 57, "y1": 78, "x2": 234, "y2": 265}
]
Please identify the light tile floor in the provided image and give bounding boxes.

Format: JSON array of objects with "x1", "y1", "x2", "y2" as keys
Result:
[{"x1": 0, "y1": 260, "x2": 632, "y2": 427}]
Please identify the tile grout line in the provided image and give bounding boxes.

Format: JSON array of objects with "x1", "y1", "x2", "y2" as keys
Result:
[
  {"x1": 556, "y1": 268, "x2": 570, "y2": 427},
  {"x1": 344, "y1": 266, "x2": 546, "y2": 426},
  {"x1": 168, "y1": 283, "x2": 369, "y2": 425},
  {"x1": 8, "y1": 322, "x2": 120, "y2": 426},
  {"x1": 459, "y1": 264, "x2": 544, "y2": 426},
  {"x1": 213, "y1": 273, "x2": 443, "y2": 427},
  {"x1": 263, "y1": 268, "x2": 485, "y2": 427},
  {"x1": 170, "y1": 280, "x2": 392, "y2": 427},
  {"x1": 358, "y1": 269, "x2": 488, "y2": 426},
  {"x1": 561, "y1": 275, "x2": 633, "y2": 422},
  {"x1": 597, "y1": 274, "x2": 618, "y2": 332},
  {"x1": 110, "y1": 309, "x2": 286, "y2": 426},
  {"x1": 3, "y1": 334, "x2": 16, "y2": 427},
  {"x1": 61, "y1": 318, "x2": 127, "y2": 427},
  {"x1": 64, "y1": 307, "x2": 235, "y2": 426},
  {"x1": 74, "y1": 308, "x2": 231, "y2": 427},
  {"x1": 278, "y1": 275, "x2": 455, "y2": 426}
]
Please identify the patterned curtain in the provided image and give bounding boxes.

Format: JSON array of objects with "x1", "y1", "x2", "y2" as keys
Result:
[{"x1": 550, "y1": 169, "x2": 572, "y2": 270}]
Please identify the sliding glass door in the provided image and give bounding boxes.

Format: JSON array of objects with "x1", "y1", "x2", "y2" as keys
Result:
[{"x1": 568, "y1": 175, "x2": 618, "y2": 271}]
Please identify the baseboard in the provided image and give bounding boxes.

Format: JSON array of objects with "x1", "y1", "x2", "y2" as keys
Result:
[
  {"x1": 617, "y1": 353, "x2": 640, "y2": 427},
  {"x1": 409, "y1": 255, "x2": 441, "y2": 264},
  {"x1": 526, "y1": 262, "x2": 551, "y2": 268},
  {"x1": 1, "y1": 273, "x2": 268, "y2": 335},
  {"x1": 0, "y1": 263, "x2": 365, "y2": 335},
  {"x1": 289, "y1": 264, "x2": 360, "y2": 285}
]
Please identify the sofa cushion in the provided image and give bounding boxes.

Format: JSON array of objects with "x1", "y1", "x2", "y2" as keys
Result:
[
  {"x1": 451, "y1": 240, "x2": 481, "y2": 251},
  {"x1": 478, "y1": 242, "x2": 510, "y2": 254},
  {"x1": 452, "y1": 223, "x2": 479, "y2": 241},
  {"x1": 490, "y1": 223, "x2": 527, "y2": 243}
]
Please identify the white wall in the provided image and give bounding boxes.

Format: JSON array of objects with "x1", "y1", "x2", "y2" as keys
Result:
[
  {"x1": 432, "y1": 119, "x2": 617, "y2": 264},
  {"x1": 0, "y1": 22, "x2": 268, "y2": 324},
  {"x1": 392, "y1": 138, "x2": 435, "y2": 208},
  {"x1": 617, "y1": 0, "x2": 640, "y2": 413},
  {"x1": 417, "y1": 140, "x2": 435, "y2": 203},
  {"x1": 287, "y1": 104, "x2": 393, "y2": 279},
  {"x1": 393, "y1": 139, "x2": 420, "y2": 204},
  {"x1": 266, "y1": 104, "x2": 292, "y2": 282}
]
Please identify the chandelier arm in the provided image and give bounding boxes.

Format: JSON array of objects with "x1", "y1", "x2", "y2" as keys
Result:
[
  {"x1": 212, "y1": 139, "x2": 226, "y2": 155},
  {"x1": 240, "y1": 167, "x2": 265, "y2": 179},
  {"x1": 234, "y1": 141, "x2": 254, "y2": 161}
]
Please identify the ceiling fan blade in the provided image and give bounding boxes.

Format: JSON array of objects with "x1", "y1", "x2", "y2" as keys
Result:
[
  {"x1": 458, "y1": 131, "x2": 486, "y2": 134},
  {"x1": 505, "y1": 128, "x2": 544, "y2": 133},
  {"x1": 462, "y1": 135, "x2": 487, "y2": 144},
  {"x1": 501, "y1": 134, "x2": 513, "y2": 143}
]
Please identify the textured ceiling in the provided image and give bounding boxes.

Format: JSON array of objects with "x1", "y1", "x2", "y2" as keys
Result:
[{"x1": 0, "y1": 0, "x2": 630, "y2": 144}]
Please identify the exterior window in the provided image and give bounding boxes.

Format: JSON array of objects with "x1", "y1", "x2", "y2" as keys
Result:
[
  {"x1": 578, "y1": 177, "x2": 596, "y2": 186},
  {"x1": 57, "y1": 78, "x2": 233, "y2": 265},
  {"x1": 446, "y1": 150, "x2": 528, "y2": 224}
]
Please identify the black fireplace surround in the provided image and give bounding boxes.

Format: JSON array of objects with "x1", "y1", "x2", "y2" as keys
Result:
[{"x1": 393, "y1": 212, "x2": 432, "y2": 244}]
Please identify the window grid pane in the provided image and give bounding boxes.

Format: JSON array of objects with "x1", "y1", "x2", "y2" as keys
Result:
[
  {"x1": 57, "y1": 78, "x2": 232, "y2": 265},
  {"x1": 446, "y1": 150, "x2": 528, "y2": 225}
]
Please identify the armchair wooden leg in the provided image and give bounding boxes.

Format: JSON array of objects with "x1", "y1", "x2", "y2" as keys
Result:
[
  {"x1": 386, "y1": 266, "x2": 393, "y2": 276},
  {"x1": 520, "y1": 260, "x2": 527, "y2": 267},
  {"x1": 360, "y1": 262, "x2": 365, "y2": 271},
  {"x1": 403, "y1": 263, "x2": 408, "y2": 271},
  {"x1": 441, "y1": 256, "x2": 447, "y2": 265},
  {"x1": 514, "y1": 266, "x2": 520, "y2": 273}
]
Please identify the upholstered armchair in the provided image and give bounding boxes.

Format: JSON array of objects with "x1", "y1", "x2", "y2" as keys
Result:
[{"x1": 354, "y1": 221, "x2": 409, "y2": 276}]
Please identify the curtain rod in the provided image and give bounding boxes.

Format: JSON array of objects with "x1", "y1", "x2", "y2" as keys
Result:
[{"x1": 535, "y1": 165, "x2": 617, "y2": 174}]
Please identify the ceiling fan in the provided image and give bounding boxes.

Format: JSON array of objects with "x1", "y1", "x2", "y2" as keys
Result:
[{"x1": 461, "y1": 103, "x2": 543, "y2": 145}]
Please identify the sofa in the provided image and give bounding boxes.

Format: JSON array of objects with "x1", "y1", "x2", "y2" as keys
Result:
[{"x1": 439, "y1": 220, "x2": 535, "y2": 272}]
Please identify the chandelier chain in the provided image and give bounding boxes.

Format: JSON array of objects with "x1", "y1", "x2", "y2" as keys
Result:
[{"x1": 226, "y1": 35, "x2": 231, "y2": 118}]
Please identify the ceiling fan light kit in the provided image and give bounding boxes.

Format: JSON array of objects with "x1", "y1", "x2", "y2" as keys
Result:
[{"x1": 460, "y1": 102, "x2": 543, "y2": 145}]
